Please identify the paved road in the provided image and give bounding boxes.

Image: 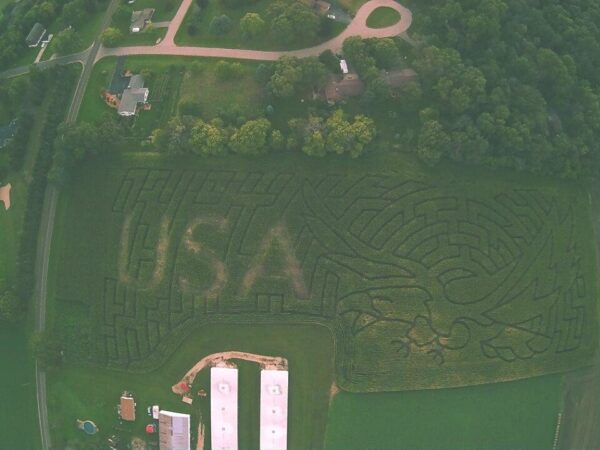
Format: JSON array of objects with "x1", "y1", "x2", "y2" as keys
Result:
[
  {"x1": 0, "y1": 50, "x2": 89, "y2": 79},
  {"x1": 98, "y1": 0, "x2": 412, "y2": 61},
  {"x1": 32, "y1": 2, "x2": 120, "y2": 449}
]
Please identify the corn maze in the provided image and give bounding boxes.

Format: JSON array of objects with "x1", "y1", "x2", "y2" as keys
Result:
[{"x1": 61, "y1": 160, "x2": 598, "y2": 391}]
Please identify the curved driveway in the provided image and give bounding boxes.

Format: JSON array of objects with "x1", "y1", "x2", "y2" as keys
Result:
[{"x1": 97, "y1": 0, "x2": 412, "y2": 62}]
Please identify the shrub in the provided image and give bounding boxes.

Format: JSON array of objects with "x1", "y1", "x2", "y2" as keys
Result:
[{"x1": 209, "y1": 15, "x2": 232, "y2": 35}]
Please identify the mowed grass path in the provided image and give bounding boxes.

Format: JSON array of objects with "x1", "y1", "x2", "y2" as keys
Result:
[
  {"x1": 366, "y1": 6, "x2": 400, "y2": 28},
  {"x1": 47, "y1": 323, "x2": 334, "y2": 449},
  {"x1": 326, "y1": 375, "x2": 562, "y2": 450}
]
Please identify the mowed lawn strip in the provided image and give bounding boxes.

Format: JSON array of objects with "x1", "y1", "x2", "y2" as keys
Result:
[
  {"x1": 325, "y1": 374, "x2": 563, "y2": 450},
  {"x1": 47, "y1": 323, "x2": 334, "y2": 449}
]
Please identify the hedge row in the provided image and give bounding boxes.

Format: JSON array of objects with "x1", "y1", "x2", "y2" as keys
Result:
[{"x1": 14, "y1": 66, "x2": 79, "y2": 308}]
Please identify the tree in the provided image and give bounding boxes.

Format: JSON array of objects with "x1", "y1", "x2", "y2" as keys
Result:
[
  {"x1": 209, "y1": 14, "x2": 232, "y2": 35},
  {"x1": 61, "y1": 0, "x2": 86, "y2": 26},
  {"x1": 179, "y1": 100, "x2": 203, "y2": 116},
  {"x1": 52, "y1": 28, "x2": 82, "y2": 56},
  {"x1": 240, "y1": 12, "x2": 265, "y2": 39},
  {"x1": 370, "y1": 38, "x2": 400, "y2": 69},
  {"x1": 417, "y1": 120, "x2": 449, "y2": 166},
  {"x1": 215, "y1": 60, "x2": 243, "y2": 80},
  {"x1": 0, "y1": 288, "x2": 19, "y2": 323},
  {"x1": 255, "y1": 63, "x2": 273, "y2": 84},
  {"x1": 268, "y1": 56, "x2": 302, "y2": 98},
  {"x1": 299, "y1": 57, "x2": 328, "y2": 91},
  {"x1": 31, "y1": 332, "x2": 63, "y2": 370},
  {"x1": 319, "y1": 49, "x2": 341, "y2": 74},
  {"x1": 101, "y1": 27, "x2": 123, "y2": 47},
  {"x1": 325, "y1": 110, "x2": 375, "y2": 158},
  {"x1": 229, "y1": 118, "x2": 272, "y2": 155},
  {"x1": 190, "y1": 120, "x2": 227, "y2": 155}
]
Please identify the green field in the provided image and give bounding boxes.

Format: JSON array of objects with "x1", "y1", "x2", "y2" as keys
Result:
[
  {"x1": 366, "y1": 6, "x2": 400, "y2": 28},
  {"x1": 46, "y1": 322, "x2": 333, "y2": 449},
  {"x1": 0, "y1": 324, "x2": 38, "y2": 449},
  {"x1": 175, "y1": 0, "x2": 345, "y2": 50},
  {"x1": 326, "y1": 374, "x2": 562, "y2": 450},
  {"x1": 47, "y1": 150, "x2": 597, "y2": 394}
]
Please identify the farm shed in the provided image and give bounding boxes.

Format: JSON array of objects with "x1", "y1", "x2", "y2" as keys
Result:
[
  {"x1": 211, "y1": 366, "x2": 239, "y2": 450},
  {"x1": 260, "y1": 369, "x2": 289, "y2": 450}
]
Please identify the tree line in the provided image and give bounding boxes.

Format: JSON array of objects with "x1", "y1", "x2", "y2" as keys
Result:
[
  {"x1": 0, "y1": 65, "x2": 79, "y2": 323},
  {"x1": 392, "y1": 0, "x2": 600, "y2": 179}
]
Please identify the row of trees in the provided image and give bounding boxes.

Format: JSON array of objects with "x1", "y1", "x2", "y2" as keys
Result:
[
  {"x1": 0, "y1": 66, "x2": 79, "y2": 324},
  {"x1": 187, "y1": 0, "x2": 331, "y2": 45},
  {"x1": 151, "y1": 110, "x2": 376, "y2": 159}
]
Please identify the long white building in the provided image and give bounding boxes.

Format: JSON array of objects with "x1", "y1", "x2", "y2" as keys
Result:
[
  {"x1": 211, "y1": 366, "x2": 239, "y2": 450},
  {"x1": 260, "y1": 370, "x2": 289, "y2": 450},
  {"x1": 158, "y1": 410, "x2": 191, "y2": 450}
]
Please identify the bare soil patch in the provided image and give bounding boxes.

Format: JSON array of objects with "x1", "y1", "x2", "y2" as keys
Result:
[{"x1": 0, "y1": 183, "x2": 11, "y2": 210}]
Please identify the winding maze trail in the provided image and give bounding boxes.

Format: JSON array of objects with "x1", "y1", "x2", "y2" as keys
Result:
[
  {"x1": 88, "y1": 166, "x2": 597, "y2": 392},
  {"x1": 96, "y1": 0, "x2": 412, "y2": 62},
  {"x1": 172, "y1": 351, "x2": 288, "y2": 395}
]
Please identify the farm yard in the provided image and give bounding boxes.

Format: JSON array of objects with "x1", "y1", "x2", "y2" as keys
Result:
[{"x1": 45, "y1": 322, "x2": 333, "y2": 449}]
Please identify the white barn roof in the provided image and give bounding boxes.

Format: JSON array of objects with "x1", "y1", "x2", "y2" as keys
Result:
[
  {"x1": 158, "y1": 410, "x2": 190, "y2": 450},
  {"x1": 211, "y1": 367, "x2": 238, "y2": 450},
  {"x1": 260, "y1": 370, "x2": 288, "y2": 450}
]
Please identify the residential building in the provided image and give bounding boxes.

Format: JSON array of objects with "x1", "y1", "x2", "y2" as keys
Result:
[
  {"x1": 130, "y1": 8, "x2": 155, "y2": 33},
  {"x1": 117, "y1": 75, "x2": 149, "y2": 116},
  {"x1": 119, "y1": 394, "x2": 136, "y2": 421},
  {"x1": 26, "y1": 22, "x2": 46, "y2": 47},
  {"x1": 324, "y1": 73, "x2": 365, "y2": 103}
]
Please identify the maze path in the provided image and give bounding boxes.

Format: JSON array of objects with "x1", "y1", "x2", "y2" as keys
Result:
[{"x1": 94, "y1": 168, "x2": 596, "y2": 389}]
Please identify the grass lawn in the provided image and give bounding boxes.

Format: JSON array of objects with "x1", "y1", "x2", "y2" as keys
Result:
[
  {"x1": 366, "y1": 6, "x2": 400, "y2": 28},
  {"x1": 79, "y1": 56, "x2": 267, "y2": 135},
  {"x1": 178, "y1": 59, "x2": 266, "y2": 119},
  {"x1": 325, "y1": 375, "x2": 562, "y2": 450},
  {"x1": 47, "y1": 323, "x2": 334, "y2": 449},
  {"x1": 0, "y1": 323, "x2": 39, "y2": 450},
  {"x1": 115, "y1": 26, "x2": 167, "y2": 46},
  {"x1": 175, "y1": 0, "x2": 345, "y2": 50}
]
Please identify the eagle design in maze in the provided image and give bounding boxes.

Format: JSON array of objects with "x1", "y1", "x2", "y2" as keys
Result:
[{"x1": 105, "y1": 168, "x2": 597, "y2": 389}]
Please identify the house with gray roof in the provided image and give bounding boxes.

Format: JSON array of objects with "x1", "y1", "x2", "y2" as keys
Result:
[
  {"x1": 26, "y1": 22, "x2": 46, "y2": 47},
  {"x1": 118, "y1": 75, "x2": 149, "y2": 116},
  {"x1": 130, "y1": 8, "x2": 155, "y2": 33}
]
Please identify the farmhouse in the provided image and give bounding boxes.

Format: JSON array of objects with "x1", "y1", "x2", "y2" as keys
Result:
[
  {"x1": 211, "y1": 366, "x2": 238, "y2": 450},
  {"x1": 26, "y1": 22, "x2": 46, "y2": 47},
  {"x1": 324, "y1": 73, "x2": 365, "y2": 104},
  {"x1": 119, "y1": 393, "x2": 136, "y2": 421},
  {"x1": 260, "y1": 369, "x2": 289, "y2": 450},
  {"x1": 130, "y1": 8, "x2": 155, "y2": 33},
  {"x1": 117, "y1": 74, "x2": 149, "y2": 116},
  {"x1": 158, "y1": 410, "x2": 191, "y2": 450}
]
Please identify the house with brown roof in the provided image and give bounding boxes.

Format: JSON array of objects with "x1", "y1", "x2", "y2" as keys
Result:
[
  {"x1": 324, "y1": 74, "x2": 365, "y2": 104},
  {"x1": 119, "y1": 394, "x2": 136, "y2": 421},
  {"x1": 381, "y1": 68, "x2": 418, "y2": 88}
]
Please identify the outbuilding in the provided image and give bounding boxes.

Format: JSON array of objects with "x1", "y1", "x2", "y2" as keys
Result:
[{"x1": 26, "y1": 22, "x2": 46, "y2": 47}]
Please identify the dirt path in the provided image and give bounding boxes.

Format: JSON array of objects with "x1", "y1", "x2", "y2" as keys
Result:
[
  {"x1": 0, "y1": 183, "x2": 11, "y2": 210},
  {"x1": 96, "y1": 0, "x2": 412, "y2": 62},
  {"x1": 172, "y1": 351, "x2": 288, "y2": 395}
]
